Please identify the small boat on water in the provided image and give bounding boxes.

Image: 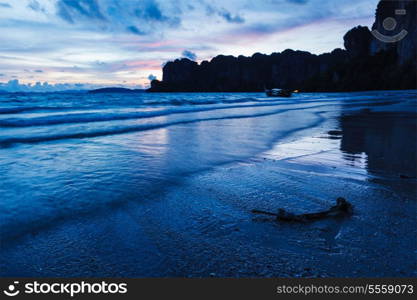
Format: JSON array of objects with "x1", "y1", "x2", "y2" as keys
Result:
[{"x1": 265, "y1": 88, "x2": 293, "y2": 98}]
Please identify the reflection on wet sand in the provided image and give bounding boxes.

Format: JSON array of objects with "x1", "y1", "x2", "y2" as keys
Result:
[{"x1": 339, "y1": 111, "x2": 417, "y2": 178}]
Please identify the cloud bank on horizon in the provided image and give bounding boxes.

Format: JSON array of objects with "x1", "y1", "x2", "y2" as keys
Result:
[{"x1": 0, "y1": 0, "x2": 378, "y2": 91}]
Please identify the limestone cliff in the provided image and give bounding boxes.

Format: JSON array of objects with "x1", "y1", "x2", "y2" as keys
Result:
[{"x1": 149, "y1": 0, "x2": 416, "y2": 92}]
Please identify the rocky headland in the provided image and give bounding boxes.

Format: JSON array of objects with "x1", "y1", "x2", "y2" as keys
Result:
[{"x1": 149, "y1": 0, "x2": 416, "y2": 92}]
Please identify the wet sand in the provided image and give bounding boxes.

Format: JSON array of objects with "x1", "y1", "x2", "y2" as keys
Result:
[{"x1": 0, "y1": 91, "x2": 416, "y2": 277}]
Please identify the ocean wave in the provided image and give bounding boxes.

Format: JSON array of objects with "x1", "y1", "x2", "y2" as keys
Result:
[
  {"x1": 0, "y1": 103, "x2": 337, "y2": 147},
  {"x1": 0, "y1": 101, "x2": 293, "y2": 127},
  {"x1": 0, "y1": 106, "x2": 82, "y2": 114},
  {"x1": 0, "y1": 96, "x2": 396, "y2": 128},
  {"x1": 0, "y1": 107, "x2": 42, "y2": 114},
  {"x1": 0, "y1": 96, "x2": 262, "y2": 114}
]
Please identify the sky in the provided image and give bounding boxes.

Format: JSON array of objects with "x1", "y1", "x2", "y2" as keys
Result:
[{"x1": 0, "y1": 0, "x2": 379, "y2": 91}]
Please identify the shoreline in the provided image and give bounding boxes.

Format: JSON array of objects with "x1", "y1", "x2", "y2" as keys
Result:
[{"x1": 1, "y1": 92, "x2": 416, "y2": 277}]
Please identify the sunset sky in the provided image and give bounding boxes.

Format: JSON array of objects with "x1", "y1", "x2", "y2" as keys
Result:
[{"x1": 0, "y1": 0, "x2": 378, "y2": 91}]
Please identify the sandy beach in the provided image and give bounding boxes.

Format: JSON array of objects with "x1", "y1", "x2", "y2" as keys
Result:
[{"x1": 0, "y1": 90, "x2": 416, "y2": 277}]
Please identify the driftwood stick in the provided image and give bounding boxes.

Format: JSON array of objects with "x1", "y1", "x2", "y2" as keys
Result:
[
  {"x1": 252, "y1": 197, "x2": 353, "y2": 222},
  {"x1": 251, "y1": 209, "x2": 278, "y2": 216}
]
